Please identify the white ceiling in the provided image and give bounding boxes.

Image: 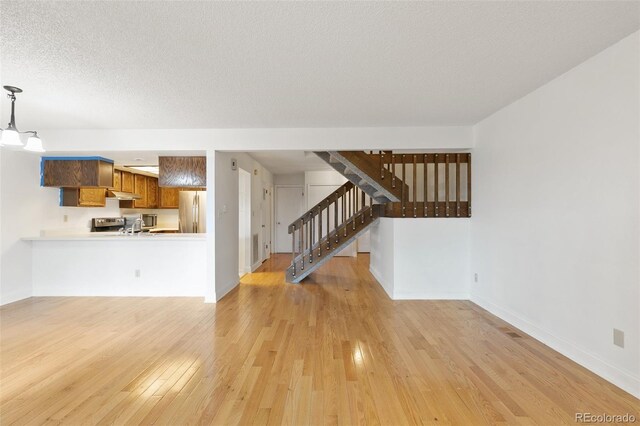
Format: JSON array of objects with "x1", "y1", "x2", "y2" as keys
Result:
[
  {"x1": 248, "y1": 151, "x2": 332, "y2": 175},
  {"x1": 1, "y1": 1, "x2": 638, "y2": 130}
]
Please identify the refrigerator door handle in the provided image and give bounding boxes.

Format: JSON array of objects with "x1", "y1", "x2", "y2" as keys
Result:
[
  {"x1": 192, "y1": 195, "x2": 197, "y2": 233},
  {"x1": 197, "y1": 193, "x2": 201, "y2": 233},
  {"x1": 195, "y1": 193, "x2": 199, "y2": 233}
]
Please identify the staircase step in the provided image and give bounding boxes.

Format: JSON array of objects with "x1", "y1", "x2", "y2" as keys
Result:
[{"x1": 313, "y1": 151, "x2": 406, "y2": 204}]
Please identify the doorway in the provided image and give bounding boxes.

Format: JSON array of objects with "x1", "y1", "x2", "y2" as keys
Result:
[
  {"x1": 238, "y1": 168, "x2": 252, "y2": 276},
  {"x1": 275, "y1": 185, "x2": 304, "y2": 253}
]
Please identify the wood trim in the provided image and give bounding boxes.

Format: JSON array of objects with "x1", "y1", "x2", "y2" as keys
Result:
[
  {"x1": 383, "y1": 202, "x2": 470, "y2": 218},
  {"x1": 367, "y1": 153, "x2": 470, "y2": 164}
]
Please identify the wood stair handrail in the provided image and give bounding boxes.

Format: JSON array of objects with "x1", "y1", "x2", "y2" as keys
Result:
[
  {"x1": 289, "y1": 205, "x2": 376, "y2": 265},
  {"x1": 288, "y1": 181, "x2": 355, "y2": 233}
]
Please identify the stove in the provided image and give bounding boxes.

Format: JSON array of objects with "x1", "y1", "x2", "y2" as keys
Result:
[{"x1": 91, "y1": 217, "x2": 125, "y2": 232}]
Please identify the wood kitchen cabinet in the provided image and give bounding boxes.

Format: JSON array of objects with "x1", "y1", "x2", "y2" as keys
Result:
[
  {"x1": 158, "y1": 156, "x2": 206, "y2": 187},
  {"x1": 133, "y1": 174, "x2": 148, "y2": 208},
  {"x1": 121, "y1": 171, "x2": 133, "y2": 193},
  {"x1": 147, "y1": 177, "x2": 159, "y2": 208},
  {"x1": 112, "y1": 170, "x2": 122, "y2": 191},
  {"x1": 42, "y1": 157, "x2": 114, "y2": 188},
  {"x1": 61, "y1": 188, "x2": 106, "y2": 207},
  {"x1": 158, "y1": 187, "x2": 180, "y2": 209}
]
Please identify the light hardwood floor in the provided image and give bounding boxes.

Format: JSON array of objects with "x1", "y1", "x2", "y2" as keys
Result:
[{"x1": 1, "y1": 254, "x2": 637, "y2": 425}]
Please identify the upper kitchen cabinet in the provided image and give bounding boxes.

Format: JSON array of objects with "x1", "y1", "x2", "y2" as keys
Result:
[
  {"x1": 42, "y1": 157, "x2": 114, "y2": 188},
  {"x1": 133, "y1": 174, "x2": 148, "y2": 208},
  {"x1": 121, "y1": 170, "x2": 134, "y2": 193},
  {"x1": 159, "y1": 156, "x2": 206, "y2": 187},
  {"x1": 112, "y1": 170, "x2": 122, "y2": 191},
  {"x1": 147, "y1": 177, "x2": 159, "y2": 209}
]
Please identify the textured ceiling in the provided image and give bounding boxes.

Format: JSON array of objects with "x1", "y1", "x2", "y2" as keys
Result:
[{"x1": 1, "y1": 1, "x2": 638, "y2": 130}]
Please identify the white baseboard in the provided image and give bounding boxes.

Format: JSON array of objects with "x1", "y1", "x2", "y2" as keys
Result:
[
  {"x1": 394, "y1": 291, "x2": 469, "y2": 300},
  {"x1": 471, "y1": 294, "x2": 640, "y2": 399},
  {"x1": 369, "y1": 266, "x2": 468, "y2": 301},
  {"x1": 251, "y1": 260, "x2": 262, "y2": 272},
  {"x1": 216, "y1": 278, "x2": 239, "y2": 301},
  {"x1": 0, "y1": 292, "x2": 31, "y2": 306}
]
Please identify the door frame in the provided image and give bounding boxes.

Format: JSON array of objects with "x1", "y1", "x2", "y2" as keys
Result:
[
  {"x1": 238, "y1": 168, "x2": 252, "y2": 275},
  {"x1": 274, "y1": 184, "x2": 304, "y2": 253}
]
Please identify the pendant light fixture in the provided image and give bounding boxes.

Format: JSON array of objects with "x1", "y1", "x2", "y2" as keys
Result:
[{"x1": 0, "y1": 86, "x2": 45, "y2": 152}]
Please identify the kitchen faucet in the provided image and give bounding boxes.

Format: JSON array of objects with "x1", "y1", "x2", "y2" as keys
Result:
[{"x1": 131, "y1": 218, "x2": 145, "y2": 234}]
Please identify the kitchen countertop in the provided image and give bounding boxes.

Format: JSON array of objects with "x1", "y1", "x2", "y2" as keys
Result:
[
  {"x1": 148, "y1": 227, "x2": 180, "y2": 233},
  {"x1": 23, "y1": 233, "x2": 205, "y2": 242}
]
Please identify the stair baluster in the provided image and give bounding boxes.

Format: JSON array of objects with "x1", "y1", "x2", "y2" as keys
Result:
[
  {"x1": 413, "y1": 154, "x2": 417, "y2": 218},
  {"x1": 352, "y1": 187, "x2": 356, "y2": 230},
  {"x1": 291, "y1": 223, "x2": 296, "y2": 277},
  {"x1": 435, "y1": 154, "x2": 439, "y2": 217},
  {"x1": 309, "y1": 213, "x2": 313, "y2": 263},
  {"x1": 335, "y1": 198, "x2": 339, "y2": 244},
  {"x1": 318, "y1": 207, "x2": 322, "y2": 257},
  {"x1": 467, "y1": 153, "x2": 472, "y2": 216},
  {"x1": 402, "y1": 155, "x2": 406, "y2": 217},
  {"x1": 456, "y1": 154, "x2": 461, "y2": 217},
  {"x1": 391, "y1": 154, "x2": 396, "y2": 188},
  {"x1": 445, "y1": 154, "x2": 450, "y2": 217},
  {"x1": 424, "y1": 154, "x2": 428, "y2": 217},
  {"x1": 343, "y1": 186, "x2": 347, "y2": 237},
  {"x1": 300, "y1": 218, "x2": 304, "y2": 270}
]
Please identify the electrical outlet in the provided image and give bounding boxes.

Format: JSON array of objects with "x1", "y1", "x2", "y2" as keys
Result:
[
  {"x1": 474, "y1": 273, "x2": 478, "y2": 283},
  {"x1": 613, "y1": 329, "x2": 624, "y2": 348},
  {"x1": 63, "y1": 214, "x2": 68, "y2": 223},
  {"x1": 135, "y1": 269, "x2": 141, "y2": 278}
]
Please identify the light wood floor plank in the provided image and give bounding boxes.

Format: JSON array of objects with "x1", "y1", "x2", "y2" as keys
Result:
[{"x1": 1, "y1": 254, "x2": 637, "y2": 425}]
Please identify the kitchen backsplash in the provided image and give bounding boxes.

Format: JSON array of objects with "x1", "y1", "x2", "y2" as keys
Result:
[{"x1": 39, "y1": 197, "x2": 179, "y2": 235}]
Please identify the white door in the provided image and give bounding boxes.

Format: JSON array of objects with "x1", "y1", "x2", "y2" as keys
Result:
[
  {"x1": 238, "y1": 169, "x2": 252, "y2": 274},
  {"x1": 275, "y1": 186, "x2": 304, "y2": 253},
  {"x1": 262, "y1": 186, "x2": 272, "y2": 259},
  {"x1": 306, "y1": 185, "x2": 356, "y2": 257}
]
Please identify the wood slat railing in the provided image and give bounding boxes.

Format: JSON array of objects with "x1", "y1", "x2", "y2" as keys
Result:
[
  {"x1": 288, "y1": 181, "x2": 374, "y2": 279},
  {"x1": 366, "y1": 152, "x2": 471, "y2": 218}
]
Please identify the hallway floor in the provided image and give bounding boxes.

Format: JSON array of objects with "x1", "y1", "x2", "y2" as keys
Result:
[{"x1": 0, "y1": 254, "x2": 637, "y2": 424}]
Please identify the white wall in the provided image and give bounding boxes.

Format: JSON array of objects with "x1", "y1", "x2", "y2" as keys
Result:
[
  {"x1": 370, "y1": 218, "x2": 470, "y2": 300},
  {"x1": 471, "y1": 31, "x2": 639, "y2": 397},
  {"x1": 214, "y1": 151, "x2": 240, "y2": 300},
  {"x1": 40, "y1": 127, "x2": 473, "y2": 152},
  {"x1": 236, "y1": 153, "x2": 274, "y2": 269},
  {"x1": 214, "y1": 151, "x2": 273, "y2": 300},
  {"x1": 369, "y1": 218, "x2": 394, "y2": 296},
  {"x1": 274, "y1": 173, "x2": 304, "y2": 186},
  {"x1": 0, "y1": 150, "x2": 57, "y2": 304},
  {"x1": 32, "y1": 239, "x2": 206, "y2": 297}
]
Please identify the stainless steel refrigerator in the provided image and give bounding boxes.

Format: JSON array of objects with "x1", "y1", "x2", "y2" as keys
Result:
[{"x1": 179, "y1": 191, "x2": 207, "y2": 233}]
